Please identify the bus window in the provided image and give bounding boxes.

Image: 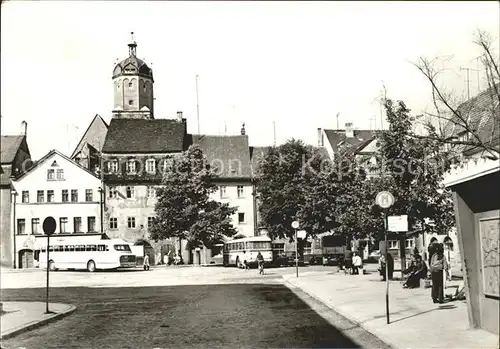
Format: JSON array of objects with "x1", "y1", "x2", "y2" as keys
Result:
[
  {"x1": 114, "y1": 244, "x2": 131, "y2": 252},
  {"x1": 86, "y1": 244, "x2": 97, "y2": 252},
  {"x1": 55, "y1": 245, "x2": 64, "y2": 252},
  {"x1": 41, "y1": 247, "x2": 46, "y2": 252},
  {"x1": 49, "y1": 246, "x2": 54, "y2": 252},
  {"x1": 76, "y1": 245, "x2": 85, "y2": 252},
  {"x1": 68, "y1": 245, "x2": 75, "y2": 252},
  {"x1": 65, "y1": 245, "x2": 70, "y2": 252},
  {"x1": 98, "y1": 245, "x2": 106, "y2": 252}
]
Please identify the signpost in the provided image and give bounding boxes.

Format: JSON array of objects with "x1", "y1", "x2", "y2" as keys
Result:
[
  {"x1": 42, "y1": 216, "x2": 56, "y2": 314},
  {"x1": 291, "y1": 221, "x2": 300, "y2": 278},
  {"x1": 387, "y1": 215, "x2": 408, "y2": 232},
  {"x1": 375, "y1": 191, "x2": 394, "y2": 325}
]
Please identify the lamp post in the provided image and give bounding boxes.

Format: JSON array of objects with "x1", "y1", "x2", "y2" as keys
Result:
[
  {"x1": 11, "y1": 188, "x2": 17, "y2": 269},
  {"x1": 98, "y1": 187, "x2": 104, "y2": 234},
  {"x1": 291, "y1": 221, "x2": 300, "y2": 278}
]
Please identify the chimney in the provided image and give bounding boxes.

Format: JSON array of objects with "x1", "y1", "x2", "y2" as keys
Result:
[
  {"x1": 240, "y1": 122, "x2": 246, "y2": 135},
  {"x1": 176, "y1": 111, "x2": 183, "y2": 121},
  {"x1": 20, "y1": 120, "x2": 27, "y2": 137},
  {"x1": 317, "y1": 128, "x2": 324, "y2": 147},
  {"x1": 345, "y1": 122, "x2": 354, "y2": 138}
]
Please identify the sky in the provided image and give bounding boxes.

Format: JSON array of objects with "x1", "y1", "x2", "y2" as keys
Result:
[{"x1": 1, "y1": 1, "x2": 499, "y2": 160}]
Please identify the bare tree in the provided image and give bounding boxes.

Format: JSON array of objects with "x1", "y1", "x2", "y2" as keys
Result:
[{"x1": 411, "y1": 29, "x2": 500, "y2": 160}]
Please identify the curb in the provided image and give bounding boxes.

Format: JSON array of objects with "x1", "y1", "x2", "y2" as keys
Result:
[
  {"x1": 0, "y1": 305, "x2": 77, "y2": 341},
  {"x1": 283, "y1": 276, "x2": 396, "y2": 349}
]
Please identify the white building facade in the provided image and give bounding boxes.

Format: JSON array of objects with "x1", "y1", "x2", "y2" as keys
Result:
[{"x1": 12, "y1": 150, "x2": 102, "y2": 268}]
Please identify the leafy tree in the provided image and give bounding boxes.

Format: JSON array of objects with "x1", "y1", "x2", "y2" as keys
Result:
[
  {"x1": 149, "y1": 145, "x2": 237, "y2": 250},
  {"x1": 255, "y1": 139, "x2": 341, "y2": 241},
  {"x1": 368, "y1": 98, "x2": 456, "y2": 269}
]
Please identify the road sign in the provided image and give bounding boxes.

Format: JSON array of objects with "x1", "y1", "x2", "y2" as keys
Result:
[
  {"x1": 375, "y1": 191, "x2": 394, "y2": 209},
  {"x1": 387, "y1": 215, "x2": 408, "y2": 232},
  {"x1": 297, "y1": 230, "x2": 307, "y2": 239},
  {"x1": 43, "y1": 217, "x2": 57, "y2": 235},
  {"x1": 291, "y1": 221, "x2": 300, "y2": 229}
]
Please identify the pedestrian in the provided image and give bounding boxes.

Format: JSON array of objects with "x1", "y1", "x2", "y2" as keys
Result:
[
  {"x1": 352, "y1": 252, "x2": 363, "y2": 275},
  {"x1": 143, "y1": 254, "x2": 150, "y2": 271},
  {"x1": 428, "y1": 237, "x2": 438, "y2": 265},
  {"x1": 243, "y1": 259, "x2": 250, "y2": 270},
  {"x1": 256, "y1": 251, "x2": 265, "y2": 275},
  {"x1": 429, "y1": 243, "x2": 450, "y2": 304}
]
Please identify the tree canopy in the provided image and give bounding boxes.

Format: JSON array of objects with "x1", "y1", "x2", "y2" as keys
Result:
[{"x1": 149, "y1": 145, "x2": 237, "y2": 247}]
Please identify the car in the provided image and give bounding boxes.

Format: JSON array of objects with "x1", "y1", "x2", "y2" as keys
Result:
[
  {"x1": 308, "y1": 256, "x2": 323, "y2": 265},
  {"x1": 209, "y1": 253, "x2": 223, "y2": 265},
  {"x1": 322, "y1": 254, "x2": 342, "y2": 266}
]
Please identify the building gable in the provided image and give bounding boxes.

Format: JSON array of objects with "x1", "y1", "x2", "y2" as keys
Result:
[
  {"x1": 13, "y1": 150, "x2": 100, "y2": 188},
  {"x1": 71, "y1": 114, "x2": 109, "y2": 159}
]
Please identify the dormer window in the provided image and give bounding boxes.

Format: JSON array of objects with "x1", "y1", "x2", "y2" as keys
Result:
[
  {"x1": 126, "y1": 159, "x2": 136, "y2": 174},
  {"x1": 107, "y1": 160, "x2": 118, "y2": 173},
  {"x1": 146, "y1": 159, "x2": 156, "y2": 173},
  {"x1": 47, "y1": 169, "x2": 55, "y2": 180}
]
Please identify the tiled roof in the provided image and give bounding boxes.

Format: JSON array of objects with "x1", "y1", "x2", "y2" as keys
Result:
[
  {"x1": 444, "y1": 84, "x2": 500, "y2": 152},
  {"x1": 323, "y1": 129, "x2": 378, "y2": 155},
  {"x1": 250, "y1": 146, "x2": 271, "y2": 177},
  {"x1": 1, "y1": 135, "x2": 24, "y2": 163},
  {"x1": 71, "y1": 114, "x2": 109, "y2": 158},
  {"x1": 102, "y1": 119, "x2": 186, "y2": 154},
  {"x1": 191, "y1": 135, "x2": 252, "y2": 179}
]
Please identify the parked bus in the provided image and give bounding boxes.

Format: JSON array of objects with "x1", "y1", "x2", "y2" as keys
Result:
[
  {"x1": 223, "y1": 236, "x2": 273, "y2": 268},
  {"x1": 35, "y1": 234, "x2": 136, "y2": 272}
]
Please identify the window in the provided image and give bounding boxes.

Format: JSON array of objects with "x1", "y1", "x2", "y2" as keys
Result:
[
  {"x1": 303, "y1": 241, "x2": 312, "y2": 255},
  {"x1": 87, "y1": 217, "x2": 96, "y2": 232},
  {"x1": 71, "y1": 189, "x2": 78, "y2": 202},
  {"x1": 148, "y1": 217, "x2": 154, "y2": 228},
  {"x1": 109, "y1": 186, "x2": 118, "y2": 199},
  {"x1": 97, "y1": 245, "x2": 107, "y2": 252},
  {"x1": 126, "y1": 186, "x2": 135, "y2": 199},
  {"x1": 128, "y1": 100, "x2": 134, "y2": 106},
  {"x1": 143, "y1": 84, "x2": 147, "y2": 91},
  {"x1": 62, "y1": 189, "x2": 69, "y2": 202},
  {"x1": 32, "y1": 218, "x2": 40, "y2": 234},
  {"x1": 108, "y1": 160, "x2": 118, "y2": 173},
  {"x1": 47, "y1": 169, "x2": 55, "y2": 180},
  {"x1": 22, "y1": 191, "x2": 29, "y2": 203},
  {"x1": 272, "y1": 243, "x2": 285, "y2": 255},
  {"x1": 146, "y1": 159, "x2": 156, "y2": 173},
  {"x1": 128, "y1": 82, "x2": 133, "y2": 89},
  {"x1": 220, "y1": 185, "x2": 227, "y2": 198},
  {"x1": 127, "y1": 217, "x2": 136, "y2": 228},
  {"x1": 74, "y1": 217, "x2": 82, "y2": 233},
  {"x1": 86, "y1": 244, "x2": 97, "y2": 252},
  {"x1": 60, "y1": 217, "x2": 68, "y2": 233},
  {"x1": 17, "y1": 219, "x2": 26, "y2": 234},
  {"x1": 85, "y1": 189, "x2": 93, "y2": 202},
  {"x1": 37, "y1": 190, "x2": 44, "y2": 203},
  {"x1": 47, "y1": 190, "x2": 55, "y2": 203},
  {"x1": 237, "y1": 185, "x2": 245, "y2": 198},
  {"x1": 405, "y1": 239, "x2": 414, "y2": 249},
  {"x1": 388, "y1": 240, "x2": 398, "y2": 249},
  {"x1": 109, "y1": 217, "x2": 118, "y2": 230},
  {"x1": 147, "y1": 186, "x2": 156, "y2": 198},
  {"x1": 126, "y1": 159, "x2": 136, "y2": 173},
  {"x1": 57, "y1": 169, "x2": 64, "y2": 180},
  {"x1": 238, "y1": 212, "x2": 245, "y2": 224}
]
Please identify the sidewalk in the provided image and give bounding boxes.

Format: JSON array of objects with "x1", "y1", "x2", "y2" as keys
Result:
[
  {"x1": 1, "y1": 302, "x2": 76, "y2": 341},
  {"x1": 283, "y1": 269, "x2": 498, "y2": 349}
]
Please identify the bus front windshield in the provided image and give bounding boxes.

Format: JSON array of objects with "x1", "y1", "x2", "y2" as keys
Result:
[{"x1": 114, "y1": 244, "x2": 131, "y2": 252}]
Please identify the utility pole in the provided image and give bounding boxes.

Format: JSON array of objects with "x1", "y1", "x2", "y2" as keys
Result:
[
  {"x1": 336, "y1": 113, "x2": 340, "y2": 130},
  {"x1": 196, "y1": 75, "x2": 200, "y2": 134},
  {"x1": 273, "y1": 121, "x2": 276, "y2": 146},
  {"x1": 460, "y1": 67, "x2": 479, "y2": 100}
]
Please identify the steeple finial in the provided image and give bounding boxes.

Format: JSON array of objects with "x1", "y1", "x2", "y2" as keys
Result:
[{"x1": 128, "y1": 31, "x2": 137, "y2": 56}]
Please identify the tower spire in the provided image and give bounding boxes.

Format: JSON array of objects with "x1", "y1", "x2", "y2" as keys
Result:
[{"x1": 128, "y1": 31, "x2": 137, "y2": 56}]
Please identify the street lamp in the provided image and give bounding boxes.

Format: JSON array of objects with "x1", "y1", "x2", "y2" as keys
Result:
[
  {"x1": 98, "y1": 187, "x2": 104, "y2": 234},
  {"x1": 11, "y1": 188, "x2": 18, "y2": 269},
  {"x1": 291, "y1": 220, "x2": 300, "y2": 278}
]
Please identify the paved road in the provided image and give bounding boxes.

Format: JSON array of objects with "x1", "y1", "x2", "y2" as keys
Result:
[{"x1": 1, "y1": 266, "x2": 388, "y2": 349}]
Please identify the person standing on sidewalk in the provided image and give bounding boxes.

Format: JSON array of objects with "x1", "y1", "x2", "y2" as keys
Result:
[
  {"x1": 143, "y1": 254, "x2": 150, "y2": 271},
  {"x1": 352, "y1": 252, "x2": 363, "y2": 275},
  {"x1": 429, "y1": 243, "x2": 449, "y2": 303}
]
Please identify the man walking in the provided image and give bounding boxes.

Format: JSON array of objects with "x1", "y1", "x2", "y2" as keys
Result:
[{"x1": 256, "y1": 251, "x2": 265, "y2": 275}]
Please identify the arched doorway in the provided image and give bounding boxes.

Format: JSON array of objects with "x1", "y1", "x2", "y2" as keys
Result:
[
  {"x1": 18, "y1": 249, "x2": 34, "y2": 269},
  {"x1": 134, "y1": 239, "x2": 155, "y2": 266}
]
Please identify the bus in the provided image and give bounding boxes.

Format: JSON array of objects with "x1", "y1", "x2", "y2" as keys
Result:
[
  {"x1": 35, "y1": 234, "x2": 137, "y2": 272},
  {"x1": 223, "y1": 236, "x2": 273, "y2": 268}
]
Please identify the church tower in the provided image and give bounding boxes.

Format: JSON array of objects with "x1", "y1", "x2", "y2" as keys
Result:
[{"x1": 112, "y1": 32, "x2": 154, "y2": 119}]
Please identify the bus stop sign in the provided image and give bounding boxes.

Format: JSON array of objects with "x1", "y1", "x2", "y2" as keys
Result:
[
  {"x1": 43, "y1": 216, "x2": 56, "y2": 235},
  {"x1": 375, "y1": 191, "x2": 394, "y2": 209}
]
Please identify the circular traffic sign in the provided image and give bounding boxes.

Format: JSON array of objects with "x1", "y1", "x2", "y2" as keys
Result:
[
  {"x1": 43, "y1": 216, "x2": 57, "y2": 235},
  {"x1": 375, "y1": 191, "x2": 394, "y2": 209},
  {"x1": 291, "y1": 221, "x2": 300, "y2": 229}
]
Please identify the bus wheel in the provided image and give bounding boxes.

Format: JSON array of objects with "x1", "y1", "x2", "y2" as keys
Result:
[
  {"x1": 87, "y1": 260, "x2": 96, "y2": 272},
  {"x1": 235, "y1": 257, "x2": 240, "y2": 268},
  {"x1": 48, "y1": 260, "x2": 56, "y2": 271}
]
